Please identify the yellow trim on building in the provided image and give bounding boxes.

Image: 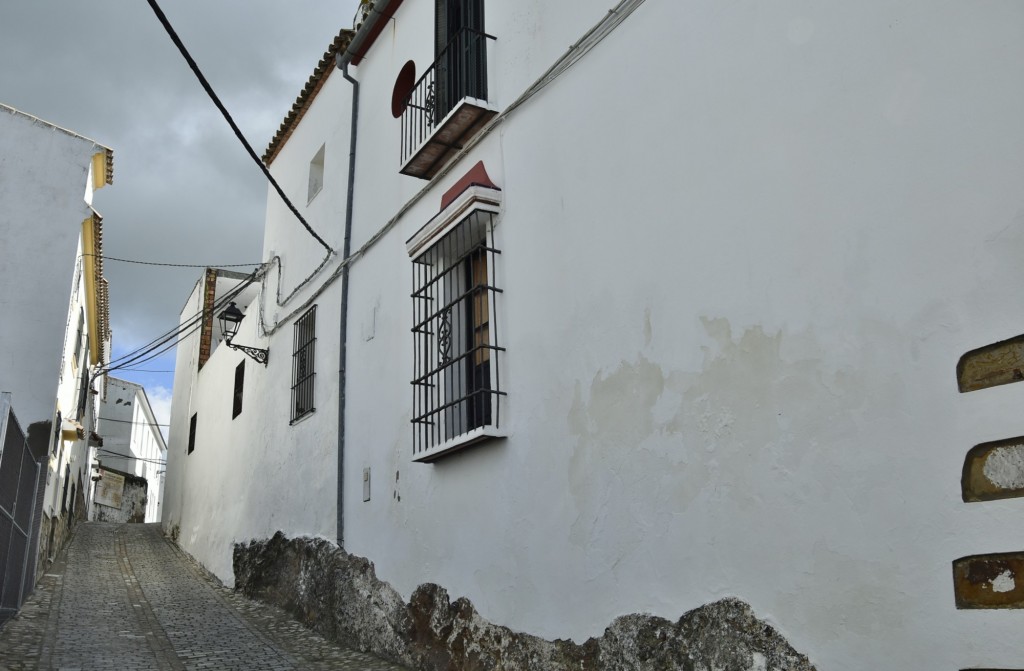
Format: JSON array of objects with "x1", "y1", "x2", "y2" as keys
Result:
[
  {"x1": 81, "y1": 216, "x2": 101, "y2": 365},
  {"x1": 92, "y1": 151, "x2": 108, "y2": 190}
]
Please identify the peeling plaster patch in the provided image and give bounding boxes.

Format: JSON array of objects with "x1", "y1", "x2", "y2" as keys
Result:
[
  {"x1": 983, "y1": 445, "x2": 1024, "y2": 489},
  {"x1": 954, "y1": 552, "x2": 1024, "y2": 609},
  {"x1": 992, "y1": 570, "x2": 1016, "y2": 593},
  {"x1": 566, "y1": 317, "x2": 888, "y2": 610},
  {"x1": 962, "y1": 437, "x2": 1024, "y2": 502},
  {"x1": 567, "y1": 357, "x2": 675, "y2": 572}
]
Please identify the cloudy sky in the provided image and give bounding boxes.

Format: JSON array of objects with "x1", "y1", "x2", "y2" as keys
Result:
[{"x1": 1, "y1": 1, "x2": 359, "y2": 428}]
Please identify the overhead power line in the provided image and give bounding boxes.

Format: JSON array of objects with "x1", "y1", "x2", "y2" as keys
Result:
[
  {"x1": 146, "y1": 0, "x2": 334, "y2": 254},
  {"x1": 83, "y1": 254, "x2": 260, "y2": 269},
  {"x1": 98, "y1": 416, "x2": 170, "y2": 428},
  {"x1": 98, "y1": 271, "x2": 257, "y2": 375},
  {"x1": 96, "y1": 449, "x2": 167, "y2": 465}
]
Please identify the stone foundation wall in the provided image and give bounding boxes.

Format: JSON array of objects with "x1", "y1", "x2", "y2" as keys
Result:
[
  {"x1": 37, "y1": 498, "x2": 84, "y2": 580},
  {"x1": 233, "y1": 533, "x2": 815, "y2": 671}
]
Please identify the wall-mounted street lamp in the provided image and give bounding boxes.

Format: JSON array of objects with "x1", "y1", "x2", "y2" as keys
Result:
[{"x1": 217, "y1": 302, "x2": 269, "y2": 365}]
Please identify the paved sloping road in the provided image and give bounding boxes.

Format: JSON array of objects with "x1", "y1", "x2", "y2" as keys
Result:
[{"x1": 0, "y1": 523, "x2": 408, "y2": 670}]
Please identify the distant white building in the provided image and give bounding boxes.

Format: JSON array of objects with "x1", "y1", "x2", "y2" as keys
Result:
[
  {"x1": 94, "y1": 377, "x2": 168, "y2": 523},
  {"x1": 0, "y1": 102, "x2": 113, "y2": 573},
  {"x1": 163, "y1": 2, "x2": 1024, "y2": 669}
]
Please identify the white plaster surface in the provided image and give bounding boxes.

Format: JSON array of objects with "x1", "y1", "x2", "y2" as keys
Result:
[
  {"x1": 0, "y1": 105, "x2": 112, "y2": 542},
  {"x1": 991, "y1": 570, "x2": 1016, "y2": 594},
  {"x1": 0, "y1": 104, "x2": 106, "y2": 427},
  {"x1": 982, "y1": 444, "x2": 1024, "y2": 490},
  {"x1": 95, "y1": 378, "x2": 168, "y2": 522},
  {"x1": 163, "y1": 2, "x2": 1024, "y2": 670}
]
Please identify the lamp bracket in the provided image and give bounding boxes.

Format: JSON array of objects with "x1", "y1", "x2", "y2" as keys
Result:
[{"x1": 226, "y1": 340, "x2": 269, "y2": 366}]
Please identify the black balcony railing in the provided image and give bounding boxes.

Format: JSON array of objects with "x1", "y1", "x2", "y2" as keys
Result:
[{"x1": 400, "y1": 27, "x2": 495, "y2": 169}]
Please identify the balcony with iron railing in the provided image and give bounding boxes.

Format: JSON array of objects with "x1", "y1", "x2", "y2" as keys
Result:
[{"x1": 399, "y1": 27, "x2": 497, "y2": 180}]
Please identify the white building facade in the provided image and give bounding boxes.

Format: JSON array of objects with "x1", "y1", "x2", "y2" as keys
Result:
[
  {"x1": 163, "y1": 2, "x2": 1024, "y2": 669},
  {"x1": 0, "y1": 103, "x2": 113, "y2": 572},
  {"x1": 94, "y1": 377, "x2": 168, "y2": 523}
]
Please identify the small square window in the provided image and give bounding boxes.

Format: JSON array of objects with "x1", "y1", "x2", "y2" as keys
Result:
[
  {"x1": 411, "y1": 210, "x2": 504, "y2": 460},
  {"x1": 187, "y1": 413, "x2": 198, "y2": 454},
  {"x1": 291, "y1": 306, "x2": 317, "y2": 423},
  {"x1": 232, "y1": 360, "x2": 244, "y2": 419},
  {"x1": 308, "y1": 144, "x2": 325, "y2": 203}
]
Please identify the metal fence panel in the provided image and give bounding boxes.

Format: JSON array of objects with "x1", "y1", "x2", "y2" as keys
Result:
[
  {"x1": 0, "y1": 413, "x2": 24, "y2": 512},
  {"x1": 0, "y1": 396, "x2": 43, "y2": 624}
]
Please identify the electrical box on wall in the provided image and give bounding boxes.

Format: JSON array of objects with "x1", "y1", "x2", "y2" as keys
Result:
[{"x1": 362, "y1": 467, "x2": 370, "y2": 502}]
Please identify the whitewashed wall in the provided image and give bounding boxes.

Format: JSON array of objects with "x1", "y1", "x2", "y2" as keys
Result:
[
  {"x1": 164, "y1": 203, "x2": 345, "y2": 580},
  {"x1": 97, "y1": 378, "x2": 168, "y2": 522},
  {"x1": 0, "y1": 105, "x2": 104, "y2": 429},
  {"x1": 44, "y1": 242, "x2": 97, "y2": 523},
  {"x1": 0, "y1": 105, "x2": 110, "y2": 537},
  {"x1": 165, "y1": 1, "x2": 1024, "y2": 669}
]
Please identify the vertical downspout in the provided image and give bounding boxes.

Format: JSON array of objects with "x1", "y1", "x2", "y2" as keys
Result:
[{"x1": 337, "y1": 60, "x2": 359, "y2": 549}]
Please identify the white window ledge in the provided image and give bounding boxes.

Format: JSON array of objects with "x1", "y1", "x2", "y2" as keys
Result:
[
  {"x1": 412, "y1": 425, "x2": 506, "y2": 463},
  {"x1": 406, "y1": 185, "x2": 501, "y2": 259}
]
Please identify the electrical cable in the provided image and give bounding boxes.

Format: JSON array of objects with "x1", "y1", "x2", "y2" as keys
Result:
[
  {"x1": 96, "y1": 449, "x2": 167, "y2": 465},
  {"x1": 98, "y1": 417, "x2": 170, "y2": 428},
  {"x1": 145, "y1": 0, "x2": 335, "y2": 254},
  {"x1": 255, "y1": 0, "x2": 645, "y2": 337},
  {"x1": 99, "y1": 270, "x2": 258, "y2": 374},
  {"x1": 82, "y1": 254, "x2": 260, "y2": 269}
]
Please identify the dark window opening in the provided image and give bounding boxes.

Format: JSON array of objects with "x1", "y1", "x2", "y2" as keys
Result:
[
  {"x1": 73, "y1": 309, "x2": 84, "y2": 368},
  {"x1": 291, "y1": 306, "x2": 317, "y2": 423},
  {"x1": 435, "y1": 0, "x2": 487, "y2": 120},
  {"x1": 232, "y1": 360, "x2": 245, "y2": 419},
  {"x1": 464, "y1": 248, "x2": 492, "y2": 429},
  {"x1": 187, "y1": 413, "x2": 197, "y2": 455},
  {"x1": 60, "y1": 464, "x2": 71, "y2": 513},
  {"x1": 76, "y1": 343, "x2": 90, "y2": 419},
  {"x1": 52, "y1": 411, "x2": 61, "y2": 455}
]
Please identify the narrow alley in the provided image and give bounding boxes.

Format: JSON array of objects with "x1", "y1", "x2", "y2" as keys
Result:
[{"x1": 0, "y1": 523, "x2": 408, "y2": 670}]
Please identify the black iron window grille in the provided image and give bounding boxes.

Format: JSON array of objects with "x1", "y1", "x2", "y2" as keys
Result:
[
  {"x1": 232, "y1": 360, "x2": 244, "y2": 419},
  {"x1": 411, "y1": 210, "x2": 504, "y2": 458},
  {"x1": 400, "y1": 25, "x2": 494, "y2": 166},
  {"x1": 291, "y1": 306, "x2": 317, "y2": 423}
]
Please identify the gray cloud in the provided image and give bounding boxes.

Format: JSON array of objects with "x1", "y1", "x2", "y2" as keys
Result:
[{"x1": 0, "y1": 0, "x2": 356, "y2": 376}]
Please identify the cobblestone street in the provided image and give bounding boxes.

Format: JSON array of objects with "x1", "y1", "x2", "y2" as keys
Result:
[{"x1": 0, "y1": 523, "x2": 409, "y2": 670}]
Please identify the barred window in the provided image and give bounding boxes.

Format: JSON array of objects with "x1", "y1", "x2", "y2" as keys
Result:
[
  {"x1": 411, "y1": 210, "x2": 504, "y2": 460},
  {"x1": 291, "y1": 306, "x2": 317, "y2": 423}
]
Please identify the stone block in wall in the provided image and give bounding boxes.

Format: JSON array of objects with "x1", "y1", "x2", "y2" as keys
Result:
[
  {"x1": 957, "y1": 335, "x2": 1024, "y2": 393},
  {"x1": 962, "y1": 437, "x2": 1024, "y2": 502},
  {"x1": 233, "y1": 532, "x2": 817, "y2": 671},
  {"x1": 953, "y1": 552, "x2": 1024, "y2": 609}
]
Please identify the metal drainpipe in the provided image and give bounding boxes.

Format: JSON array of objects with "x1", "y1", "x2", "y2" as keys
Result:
[
  {"x1": 334, "y1": 0, "x2": 387, "y2": 550},
  {"x1": 336, "y1": 60, "x2": 359, "y2": 550}
]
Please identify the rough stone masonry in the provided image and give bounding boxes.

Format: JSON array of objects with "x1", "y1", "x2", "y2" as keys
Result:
[{"x1": 233, "y1": 532, "x2": 816, "y2": 671}]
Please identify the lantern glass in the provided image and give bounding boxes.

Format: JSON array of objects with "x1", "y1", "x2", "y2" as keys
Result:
[{"x1": 217, "y1": 302, "x2": 244, "y2": 341}]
